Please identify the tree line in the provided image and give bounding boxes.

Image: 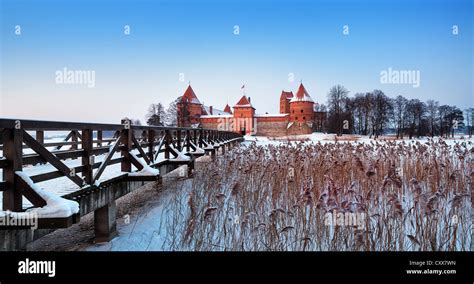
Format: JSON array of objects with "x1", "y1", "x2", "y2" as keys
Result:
[{"x1": 324, "y1": 85, "x2": 473, "y2": 138}]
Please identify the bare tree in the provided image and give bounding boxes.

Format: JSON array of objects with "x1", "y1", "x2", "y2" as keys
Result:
[
  {"x1": 393, "y1": 95, "x2": 407, "y2": 138},
  {"x1": 145, "y1": 102, "x2": 166, "y2": 126},
  {"x1": 327, "y1": 85, "x2": 349, "y2": 136},
  {"x1": 464, "y1": 108, "x2": 474, "y2": 137},
  {"x1": 426, "y1": 100, "x2": 439, "y2": 137},
  {"x1": 166, "y1": 96, "x2": 182, "y2": 126}
]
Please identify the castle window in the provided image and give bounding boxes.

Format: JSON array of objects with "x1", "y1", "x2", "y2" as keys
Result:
[
  {"x1": 303, "y1": 116, "x2": 306, "y2": 120},
  {"x1": 292, "y1": 110, "x2": 294, "y2": 113},
  {"x1": 295, "y1": 117, "x2": 298, "y2": 120},
  {"x1": 301, "y1": 109, "x2": 303, "y2": 113}
]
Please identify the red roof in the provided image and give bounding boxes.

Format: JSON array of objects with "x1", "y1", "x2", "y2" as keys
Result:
[
  {"x1": 281, "y1": 91, "x2": 293, "y2": 100},
  {"x1": 181, "y1": 85, "x2": 201, "y2": 104},
  {"x1": 223, "y1": 104, "x2": 232, "y2": 114},
  {"x1": 234, "y1": 95, "x2": 252, "y2": 107},
  {"x1": 291, "y1": 83, "x2": 314, "y2": 103}
]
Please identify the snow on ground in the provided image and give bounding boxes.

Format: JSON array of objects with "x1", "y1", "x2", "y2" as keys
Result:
[{"x1": 243, "y1": 133, "x2": 474, "y2": 147}]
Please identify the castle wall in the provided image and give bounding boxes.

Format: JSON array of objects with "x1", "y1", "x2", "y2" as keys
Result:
[
  {"x1": 287, "y1": 121, "x2": 313, "y2": 135},
  {"x1": 255, "y1": 116, "x2": 289, "y2": 137}
]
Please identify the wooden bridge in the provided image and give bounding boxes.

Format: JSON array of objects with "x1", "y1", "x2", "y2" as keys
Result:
[{"x1": 0, "y1": 118, "x2": 243, "y2": 250}]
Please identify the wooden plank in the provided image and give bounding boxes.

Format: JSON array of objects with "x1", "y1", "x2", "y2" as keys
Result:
[
  {"x1": 15, "y1": 173, "x2": 47, "y2": 207},
  {"x1": 22, "y1": 130, "x2": 85, "y2": 187},
  {"x1": 93, "y1": 132, "x2": 123, "y2": 183},
  {"x1": 2, "y1": 128, "x2": 23, "y2": 211}
]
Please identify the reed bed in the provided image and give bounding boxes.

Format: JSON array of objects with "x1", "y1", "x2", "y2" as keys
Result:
[{"x1": 162, "y1": 139, "x2": 472, "y2": 251}]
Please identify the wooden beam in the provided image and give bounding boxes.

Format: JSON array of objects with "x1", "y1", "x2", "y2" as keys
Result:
[
  {"x1": 15, "y1": 173, "x2": 47, "y2": 207},
  {"x1": 128, "y1": 153, "x2": 144, "y2": 171},
  {"x1": 22, "y1": 130, "x2": 85, "y2": 187},
  {"x1": 154, "y1": 136, "x2": 165, "y2": 160},
  {"x1": 131, "y1": 134, "x2": 150, "y2": 165},
  {"x1": 93, "y1": 132, "x2": 124, "y2": 183},
  {"x1": 55, "y1": 131, "x2": 73, "y2": 150}
]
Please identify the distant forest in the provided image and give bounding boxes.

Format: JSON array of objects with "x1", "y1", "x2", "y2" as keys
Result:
[{"x1": 318, "y1": 85, "x2": 473, "y2": 139}]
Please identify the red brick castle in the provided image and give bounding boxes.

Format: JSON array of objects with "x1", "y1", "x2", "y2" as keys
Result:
[{"x1": 177, "y1": 83, "x2": 326, "y2": 136}]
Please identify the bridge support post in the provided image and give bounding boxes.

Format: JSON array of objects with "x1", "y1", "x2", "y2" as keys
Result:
[
  {"x1": 94, "y1": 200, "x2": 118, "y2": 243},
  {"x1": 187, "y1": 161, "x2": 194, "y2": 177}
]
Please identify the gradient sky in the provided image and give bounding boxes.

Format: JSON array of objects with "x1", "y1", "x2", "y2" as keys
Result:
[{"x1": 1, "y1": 0, "x2": 472, "y2": 123}]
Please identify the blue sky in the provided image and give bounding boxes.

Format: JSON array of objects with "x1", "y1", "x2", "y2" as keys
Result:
[{"x1": 1, "y1": 0, "x2": 472, "y2": 123}]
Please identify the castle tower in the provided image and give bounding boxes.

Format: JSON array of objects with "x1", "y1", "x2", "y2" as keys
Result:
[
  {"x1": 289, "y1": 83, "x2": 314, "y2": 123},
  {"x1": 233, "y1": 95, "x2": 255, "y2": 135},
  {"x1": 279, "y1": 91, "x2": 293, "y2": 114},
  {"x1": 177, "y1": 85, "x2": 203, "y2": 127}
]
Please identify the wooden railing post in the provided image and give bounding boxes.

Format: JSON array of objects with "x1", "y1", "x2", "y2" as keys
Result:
[
  {"x1": 164, "y1": 129, "x2": 171, "y2": 159},
  {"x1": 82, "y1": 129, "x2": 93, "y2": 185},
  {"x1": 185, "y1": 130, "x2": 190, "y2": 152},
  {"x1": 148, "y1": 129, "x2": 155, "y2": 163},
  {"x1": 2, "y1": 128, "x2": 23, "y2": 212},
  {"x1": 121, "y1": 119, "x2": 132, "y2": 172},
  {"x1": 199, "y1": 129, "x2": 204, "y2": 148},
  {"x1": 71, "y1": 130, "x2": 78, "y2": 160},
  {"x1": 97, "y1": 130, "x2": 103, "y2": 147},
  {"x1": 193, "y1": 129, "x2": 197, "y2": 146},
  {"x1": 35, "y1": 130, "x2": 44, "y2": 144},
  {"x1": 177, "y1": 129, "x2": 182, "y2": 152},
  {"x1": 35, "y1": 130, "x2": 45, "y2": 165}
]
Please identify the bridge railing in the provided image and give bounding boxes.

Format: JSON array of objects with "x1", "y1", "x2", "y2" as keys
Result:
[{"x1": 0, "y1": 118, "x2": 242, "y2": 213}]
